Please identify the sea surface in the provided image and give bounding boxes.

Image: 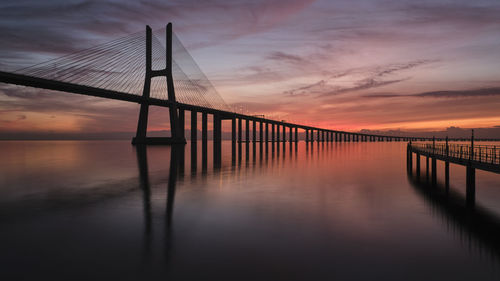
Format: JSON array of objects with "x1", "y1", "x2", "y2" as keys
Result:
[{"x1": 1, "y1": 140, "x2": 500, "y2": 280}]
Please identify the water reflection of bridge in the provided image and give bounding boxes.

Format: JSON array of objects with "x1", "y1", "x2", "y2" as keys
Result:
[
  {"x1": 143, "y1": 142, "x2": 500, "y2": 271},
  {"x1": 135, "y1": 139, "x2": 309, "y2": 266}
]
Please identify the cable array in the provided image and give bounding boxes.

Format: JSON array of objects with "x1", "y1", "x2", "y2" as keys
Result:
[
  {"x1": 171, "y1": 31, "x2": 230, "y2": 111},
  {"x1": 11, "y1": 27, "x2": 230, "y2": 111}
]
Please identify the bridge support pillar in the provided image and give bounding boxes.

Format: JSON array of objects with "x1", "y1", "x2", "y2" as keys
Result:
[
  {"x1": 253, "y1": 120, "x2": 256, "y2": 143},
  {"x1": 246, "y1": 119, "x2": 250, "y2": 143},
  {"x1": 232, "y1": 118, "x2": 236, "y2": 158},
  {"x1": 191, "y1": 111, "x2": 197, "y2": 144},
  {"x1": 238, "y1": 118, "x2": 242, "y2": 143},
  {"x1": 295, "y1": 127, "x2": 298, "y2": 143},
  {"x1": 408, "y1": 149, "x2": 413, "y2": 174},
  {"x1": 416, "y1": 152, "x2": 420, "y2": 179},
  {"x1": 245, "y1": 119, "x2": 250, "y2": 159},
  {"x1": 201, "y1": 112, "x2": 208, "y2": 157},
  {"x1": 202, "y1": 112, "x2": 207, "y2": 145},
  {"x1": 272, "y1": 124, "x2": 275, "y2": 143},
  {"x1": 431, "y1": 157, "x2": 437, "y2": 186},
  {"x1": 260, "y1": 122, "x2": 263, "y2": 143},
  {"x1": 134, "y1": 102, "x2": 149, "y2": 143},
  {"x1": 277, "y1": 124, "x2": 280, "y2": 143},
  {"x1": 466, "y1": 165, "x2": 475, "y2": 206},
  {"x1": 132, "y1": 24, "x2": 186, "y2": 145},
  {"x1": 445, "y1": 161, "x2": 450, "y2": 191},
  {"x1": 283, "y1": 127, "x2": 286, "y2": 149},
  {"x1": 202, "y1": 113, "x2": 207, "y2": 169},
  {"x1": 213, "y1": 114, "x2": 221, "y2": 167},
  {"x1": 289, "y1": 126, "x2": 293, "y2": 143},
  {"x1": 265, "y1": 123, "x2": 269, "y2": 143},
  {"x1": 306, "y1": 130, "x2": 309, "y2": 143},
  {"x1": 179, "y1": 109, "x2": 185, "y2": 140},
  {"x1": 426, "y1": 156, "x2": 429, "y2": 182}
]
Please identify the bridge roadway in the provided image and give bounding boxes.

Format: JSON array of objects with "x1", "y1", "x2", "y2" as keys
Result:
[{"x1": 2, "y1": 70, "x2": 499, "y2": 144}]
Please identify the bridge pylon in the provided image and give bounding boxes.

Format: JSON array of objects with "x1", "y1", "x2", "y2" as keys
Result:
[{"x1": 132, "y1": 23, "x2": 186, "y2": 145}]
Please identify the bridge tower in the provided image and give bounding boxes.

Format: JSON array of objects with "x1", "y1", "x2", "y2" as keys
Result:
[{"x1": 132, "y1": 23, "x2": 186, "y2": 145}]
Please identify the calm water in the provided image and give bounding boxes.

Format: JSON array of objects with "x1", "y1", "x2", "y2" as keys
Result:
[{"x1": 1, "y1": 140, "x2": 500, "y2": 280}]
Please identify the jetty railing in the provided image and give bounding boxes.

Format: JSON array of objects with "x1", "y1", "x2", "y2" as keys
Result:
[{"x1": 410, "y1": 143, "x2": 500, "y2": 166}]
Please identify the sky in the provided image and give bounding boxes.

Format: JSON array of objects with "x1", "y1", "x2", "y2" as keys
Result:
[{"x1": 1, "y1": 0, "x2": 500, "y2": 138}]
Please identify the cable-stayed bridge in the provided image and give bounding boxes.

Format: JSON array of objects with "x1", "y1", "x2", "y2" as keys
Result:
[{"x1": 0, "y1": 22, "x2": 475, "y2": 152}]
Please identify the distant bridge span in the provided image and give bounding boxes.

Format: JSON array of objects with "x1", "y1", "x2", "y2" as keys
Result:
[{"x1": 0, "y1": 69, "x2": 460, "y2": 143}]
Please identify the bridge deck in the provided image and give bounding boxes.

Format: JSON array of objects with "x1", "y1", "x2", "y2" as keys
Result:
[
  {"x1": 2, "y1": 70, "x2": 500, "y2": 143},
  {"x1": 0, "y1": 71, "x2": 389, "y2": 137}
]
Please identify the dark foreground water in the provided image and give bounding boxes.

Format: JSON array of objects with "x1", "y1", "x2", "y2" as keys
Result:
[{"x1": 1, "y1": 140, "x2": 500, "y2": 280}]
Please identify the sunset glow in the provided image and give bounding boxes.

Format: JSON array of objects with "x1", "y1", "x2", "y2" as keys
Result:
[{"x1": 1, "y1": 0, "x2": 500, "y2": 138}]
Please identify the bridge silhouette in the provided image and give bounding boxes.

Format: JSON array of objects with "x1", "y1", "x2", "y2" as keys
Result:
[{"x1": 0, "y1": 23, "x2": 489, "y2": 152}]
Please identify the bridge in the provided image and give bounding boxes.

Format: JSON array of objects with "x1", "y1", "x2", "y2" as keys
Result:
[
  {"x1": 0, "y1": 23, "x2": 493, "y2": 159},
  {"x1": 407, "y1": 135, "x2": 500, "y2": 207}
]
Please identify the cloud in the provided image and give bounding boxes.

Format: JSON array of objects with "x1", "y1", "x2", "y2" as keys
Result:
[
  {"x1": 364, "y1": 87, "x2": 500, "y2": 99},
  {"x1": 267, "y1": 51, "x2": 306, "y2": 64},
  {"x1": 372, "y1": 60, "x2": 435, "y2": 77},
  {"x1": 0, "y1": 0, "x2": 316, "y2": 68},
  {"x1": 283, "y1": 60, "x2": 433, "y2": 97},
  {"x1": 400, "y1": 2, "x2": 500, "y2": 27},
  {"x1": 324, "y1": 78, "x2": 409, "y2": 96},
  {"x1": 284, "y1": 80, "x2": 326, "y2": 96}
]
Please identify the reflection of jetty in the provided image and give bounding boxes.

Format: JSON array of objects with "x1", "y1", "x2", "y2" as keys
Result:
[
  {"x1": 407, "y1": 133, "x2": 500, "y2": 206},
  {"x1": 407, "y1": 172, "x2": 500, "y2": 264}
]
